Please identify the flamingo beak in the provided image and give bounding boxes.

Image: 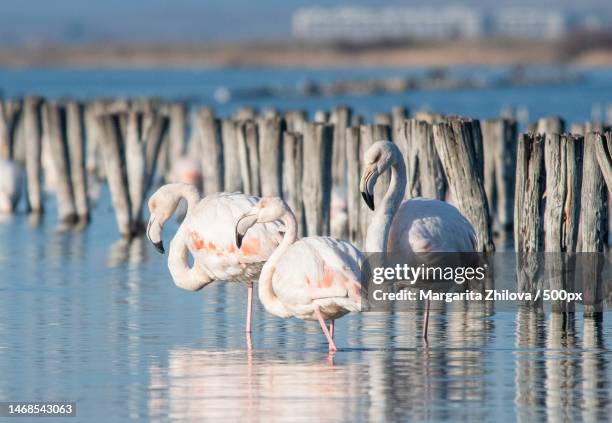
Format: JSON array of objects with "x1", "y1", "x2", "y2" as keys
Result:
[
  {"x1": 146, "y1": 215, "x2": 165, "y2": 254},
  {"x1": 235, "y1": 211, "x2": 258, "y2": 249},
  {"x1": 360, "y1": 164, "x2": 378, "y2": 211}
]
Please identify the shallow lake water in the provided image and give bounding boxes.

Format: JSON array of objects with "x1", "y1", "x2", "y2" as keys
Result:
[{"x1": 1, "y1": 67, "x2": 612, "y2": 422}]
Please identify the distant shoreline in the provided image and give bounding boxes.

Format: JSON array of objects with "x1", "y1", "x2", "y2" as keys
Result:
[{"x1": 1, "y1": 38, "x2": 612, "y2": 68}]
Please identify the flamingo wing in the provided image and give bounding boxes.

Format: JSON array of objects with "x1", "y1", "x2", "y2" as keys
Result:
[
  {"x1": 388, "y1": 198, "x2": 477, "y2": 254},
  {"x1": 273, "y1": 237, "x2": 364, "y2": 306},
  {"x1": 184, "y1": 192, "x2": 283, "y2": 281}
]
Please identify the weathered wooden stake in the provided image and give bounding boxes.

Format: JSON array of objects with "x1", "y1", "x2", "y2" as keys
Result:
[
  {"x1": 258, "y1": 115, "x2": 283, "y2": 197},
  {"x1": 284, "y1": 110, "x2": 307, "y2": 134},
  {"x1": 282, "y1": 131, "x2": 304, "y2": 237},
  {"x1": 432, "y1": 119, "x2": 494, "y2": 252},
  {"x1": 24, "y1": 97, "x2": 43, "y2": 213},
  {"x1": 143, "y1": 109, "x2": 170, "y2": 193},
  {"x1": 42, "y1": 102, "x2": 77, "y2": 224},
  {"x1": 537, "y1": 116, "x2": 565, "y2": 135},
  {"x1": 402, "y1": 118, "x2": 446, "y2": 200},
  {"x1": 125, "y1": 110, "x2": 147, "y2": 231},
  {"x1": 514, "y1": 134, "x2": 545, "y2": 306},
  {"x1": 330, "y1": 106, "x2": 351, "y2": 188},
  {"x1": 237, "y1": 120, "x2": 260, "y2": 196},
  {"x1": 65, "y1": 101, "x2": 89, "y2": 223},
  {"x1": 346, "y1": 126, "x2": 363, "y2": 246},
  {"x1": 196, "y1": 107, "x2": 224, "y2": 195},
  {"x1": 97, "y1": 112, "x2": 132, "y2": 238},
  {"x1": 0, "y1": 99, "x2": 22, "y2": 160},
  {"x1": 302, "y1": 122, "x2": 334, "y2": 236},
  {"x1": 579, "y1": 132, "x2": 607, "y2": 317},
  {"x1": 482, "y1": 118, "x2": 517, "y2": 232},
  {"x1": 221, "y1": 119, "x2": 242, "y2": 192},
  {"x1": 167, "y1": 102, "x2": 187, "y2": 172},
  {"x1": 543, "y1": 133, "x2": 583, "y2": 313}
]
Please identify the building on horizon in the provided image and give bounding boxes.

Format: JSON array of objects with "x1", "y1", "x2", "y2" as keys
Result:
[
  {"x1": 292, "y1": 6, "x2": 484, "y2": 42},
  {"x1": 292, "y1": 6, "x2": 574, "y2": 42}
]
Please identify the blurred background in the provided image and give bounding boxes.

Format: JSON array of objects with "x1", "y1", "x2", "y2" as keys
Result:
[{"x1": 1, "y1": 0, "x2": 612, "y2": 67}]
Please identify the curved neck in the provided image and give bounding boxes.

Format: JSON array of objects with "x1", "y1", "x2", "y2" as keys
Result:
[
  {"x1": 175, "y1": 183, "x2": 200, "y2": 214},
  {"x1": 365, "y1": 151, "x2": 407, "y2": 252},
  {"x1": 167, "y1": 184, "x2": 212, "y2": 291},
  {"x1": 258, "y1": 209, "x2": 297, "y2": 317}
]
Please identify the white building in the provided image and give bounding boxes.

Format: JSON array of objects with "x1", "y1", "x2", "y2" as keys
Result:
[
  {"x1": 491, "y1": 9, "x2": 567, "y2": 39},
  {"x1": 292, "y1": 6, "x2": 484, "y2": 41},
  {"x1": 292, "y1": 6, "x2": 571, "y2": 41}
]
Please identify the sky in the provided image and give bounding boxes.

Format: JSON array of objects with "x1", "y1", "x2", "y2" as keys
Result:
[{"x1": 1, "y1": 0, "x2": 611, "y2": 44}]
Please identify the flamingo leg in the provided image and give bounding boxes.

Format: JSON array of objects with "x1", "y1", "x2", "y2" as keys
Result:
[
  {"x1": 246, "y1": 281, "x2": 253, "y2": 334},
  {"x1": 422, "y1": 298, "x2": 430, "y2": 345},
  {"x1": 329, "y1": 320, "x2": 335, "y2": 339},
  {"x1": 314, "y1": 308, "x2": 337, "y2": 352}
]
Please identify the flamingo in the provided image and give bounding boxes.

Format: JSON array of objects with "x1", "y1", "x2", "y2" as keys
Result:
[
  {"x1": 146, "y1": 183, "x2": 284, "y2": 342},
  {"x1": 0, "y1": 158, "x2": 23, "y2": 214},
  {"x1": 234, "y1": 197, "x2": 364, "y2": 352},
  {"x1": 359, "y1": 140, "x2": 476, "y2": 342}
]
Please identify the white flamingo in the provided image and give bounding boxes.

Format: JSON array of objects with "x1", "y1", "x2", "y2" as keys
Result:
[
  {"x1": 235, "y1": 197, "x2": 364, "y2": 352},
  {"x1": 0, "y1": 158, "x2": 23, "y2": 214},
  {"x1": 359, "y1": 140, "x2": 477, "y2": 341},
  {"x1": 146, "y1": 183, "x2": 284, "y2": 342}
]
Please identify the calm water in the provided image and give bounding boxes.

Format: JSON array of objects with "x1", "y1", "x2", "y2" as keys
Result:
[{"x1": 1, "y1": 67, "x2": 612, "y2": 422}]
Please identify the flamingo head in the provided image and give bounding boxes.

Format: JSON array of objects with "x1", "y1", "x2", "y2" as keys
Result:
[
  {"x1": 235, "y1": 197, "x2": 287, "y2": 248},
  {"x1": 360, "y1": 140, "x2": 395, "y2": 210},
  {"x1": 146, "y1": 185, "x2": 182, "y2": 254}
]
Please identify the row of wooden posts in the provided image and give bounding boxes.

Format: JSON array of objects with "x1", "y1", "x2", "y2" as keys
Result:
[{"x1": 1, "y1": 98, "x2": 610, "y2": 260}]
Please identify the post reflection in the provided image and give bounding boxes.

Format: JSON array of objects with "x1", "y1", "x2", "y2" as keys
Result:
[{"x1": 515, "y1": 306, "x2": 610, "y2": 423}]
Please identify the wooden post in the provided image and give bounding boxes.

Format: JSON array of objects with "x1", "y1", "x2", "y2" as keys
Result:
[
  {"x1": 359, "y1": 124, "x2": 391, "y2": 243},
  {"x1": 257, "y1": 115, "x2": 283, "y2": 197},
  {"x1": 514, "y1": 134, "x2": 545, "y2": 304},
  {"x1": 143, "y1": 109, "x2": 170, "y2": 193},
  {"x1": 537, "y1": 116, "x2": 565, "y2": 135},
  {"x1": 125, "y1": 110, "x2": 147, "y2": 232},
  {"x1": 284, "y1": 110, "x2": 307, "y2": 134},
  {"x1": 0, "y1": 99, "x2": 22, "y2": 160},
  {"x1": 42, "y1": 102, "x2": 77, "y2": 224},
  {"x1": 374, "y1": 113, "x2": 392, "y2": 126},
  {"x1": 167, "y1": 102, "x2": 187, "y2": 172},
  {"x1": 579, "y1": 132, "x2": 607, "y2": 317},
  {"x1": 346, "y1": 126, "x2": 363, "y2": 246},
  {"x1": 432, "y1": 119, "x2": 494, "y2": 252},
  {"x1": 330, "y1": 106, "x2": 351, "y2": 188},
  {"x1": 65, "y1": 101, "x2": 89, "y2": 223},
  {"x1": 402, "y1": 119, "x2": 446, "y2": 200},
  {"x1": 593, "y1": 132, "x2": 612, "y2": 191},
  {"x1": 97, "y1": 112, "x2": 132, "y2": 238},
  {"x1": 195, "y1": 107, "x2": 224, "y2": 195},
  {"x1": 543, "y1": 133, "x2": 583, "y2": 313},
  {"x1": 314, "y1": 110, "x2": 329, "y2": 123},
  {"x1": 23, "y1": 96, "x2": 43, "y2": 213},
  {"x1": 84, "y1": 100, "x2": 107, "y2": 181},
  {"x1": 282, "y1": 131, "x2": 304, "y2": 237},
  {"x1": 221, "y1": 119, "x2": 242, "y2": 192},
  {"x1": 236, "y1": 119, "x2": 260, "y2": 196},
  {"x1": 391, "y1": 106, "x2": 408, "y2": 154},
  {"x1": 301, "y1": 122, "x2": 333, "y2": 236},
  {"x1": 482, "y1": 118, "x2": 518, "y2": 232},
  {"x1": 544, "y1": 133, "x2": 583, "y2": 252},
  {"x1": 233, "y1": 106, "x2": 256, "y2": 121}
]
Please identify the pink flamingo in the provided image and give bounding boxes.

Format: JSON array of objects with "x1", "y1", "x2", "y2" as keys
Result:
[
  {"x1": 360, "y1": 140, "x2": 476, "y2": 341},
  {"x1": 146, "y1": 183, "x2": 284, "y2": 342},
  {"x1": 235, "y1": 197, "x2": 364, "y2": 352}
]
